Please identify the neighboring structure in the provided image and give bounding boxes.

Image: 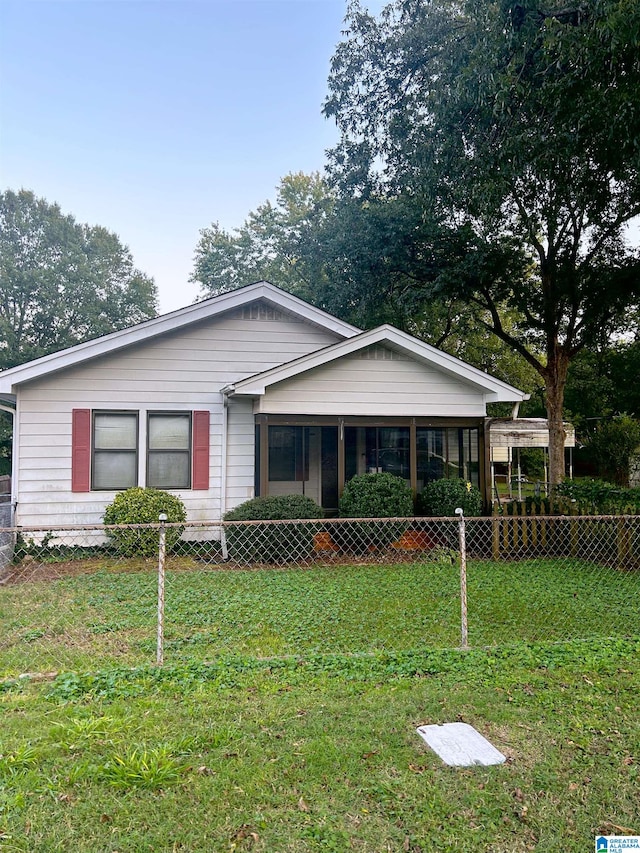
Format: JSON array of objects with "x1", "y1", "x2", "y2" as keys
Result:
[
  {"x1": 0, "y1": 281, "x2": 528, "y2": 528},
  {"x1": 490, "y1": 417, "x2": 576, "y2": 499},
  {"x1": 630, "y1": 448, "x2": 640, "y2": 488}
]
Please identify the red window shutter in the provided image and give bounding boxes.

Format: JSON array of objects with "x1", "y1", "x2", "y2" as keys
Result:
[
  {"x1": 71, "y1": 409, "x2": 91, "y2": 492},
  {"x1": 192, "y1": 410, "x2": 210, "y2": 490}
]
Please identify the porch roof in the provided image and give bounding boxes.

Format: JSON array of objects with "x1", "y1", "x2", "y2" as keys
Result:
[{"x1": 223, "y1": 325, "x2": 530, "y2": 403}]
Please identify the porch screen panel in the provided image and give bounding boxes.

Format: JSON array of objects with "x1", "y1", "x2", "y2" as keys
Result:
[
  {"x1": 321, "y1": 426, "x2": 339, "y2": 512},
  {"x1": 345, "y1": 426, "x2": 410, "y2": 482},
  {"x1": 268, "y1": 426, "x2": 309, "y2": 483},
  {"x1": 416, "y1": 427, "x2": 480, "y2": 491},
  {"x1": 463, "y1": 428, "x2": 480, "y2": 486},
  {"x1": 417, "y1": 428, "x2": 444, "y2": 488},
  {"x1": 446, "y1": 428, "x2": 462, "y2": 479}
]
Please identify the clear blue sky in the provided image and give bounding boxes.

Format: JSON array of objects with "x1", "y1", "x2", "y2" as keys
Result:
[{"x1": 0, "y1": 0, "x2": 383, "y2": 313}]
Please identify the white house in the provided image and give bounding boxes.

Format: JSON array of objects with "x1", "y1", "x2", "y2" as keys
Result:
[{"x1": 0, "y1": 281, "x2": 529, "y2": 527}]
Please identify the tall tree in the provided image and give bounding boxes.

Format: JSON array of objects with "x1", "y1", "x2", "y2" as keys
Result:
[
  {"x1": 0, "y1": 189, "x2": 158, "y2": 370},
  {"x1": 193, "y1": 174, "x2": 543, "y2": 397},
  {"x1": 192, "y1": 172, "x2": 334, "y2": 302},
  {"x1": 324, "y1": 0, "x2": 640, "y2": 483}
]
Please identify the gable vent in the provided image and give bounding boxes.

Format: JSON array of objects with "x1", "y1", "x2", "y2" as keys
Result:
[
  {"x1": 235, "y1": 302, "x2": 291, "y2": 322},
  {"x1": 358, "y1": 345, "x2": 407, "y2": 361}
]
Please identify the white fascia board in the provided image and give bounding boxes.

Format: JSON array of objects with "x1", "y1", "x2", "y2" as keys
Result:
[
  {"x1": 0, "y1": 281, "x2": 361, "y2": 393},
  {"x1": 229, "y1": 324, "x2": 529, "y2": 401}
]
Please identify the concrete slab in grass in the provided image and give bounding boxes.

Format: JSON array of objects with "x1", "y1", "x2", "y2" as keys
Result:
[{"x1": 416, "y1": 722, "x2": 506, "y2": 767}]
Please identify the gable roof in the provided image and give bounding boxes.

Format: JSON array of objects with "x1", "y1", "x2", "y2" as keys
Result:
[
  {"x1": 224, "y1": 324, "x2": 529, "y2": 402},
  {"x1": 0, "y1": 281, "x2": 361, "y2": 393}
]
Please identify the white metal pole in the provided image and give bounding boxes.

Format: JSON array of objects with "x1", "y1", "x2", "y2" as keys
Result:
[
  {"x1": 157, "y1": 513, "x2": 167, "y2": 666},
  {"x1": 517, "y1": 448, "x2": 523, "y2": 502}
]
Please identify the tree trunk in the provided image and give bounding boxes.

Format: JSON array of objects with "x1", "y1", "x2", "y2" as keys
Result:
[{"x1": 544, "y1": 350, "x2": 570, "y2": 487}]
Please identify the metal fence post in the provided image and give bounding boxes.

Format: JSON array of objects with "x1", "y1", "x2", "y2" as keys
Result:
[
  {"x1": 455, "y1": 508, "x2": 468, "y2": 649},
  {"x1": 157, "y1": 513, "x2": 167, "y2": 666}
]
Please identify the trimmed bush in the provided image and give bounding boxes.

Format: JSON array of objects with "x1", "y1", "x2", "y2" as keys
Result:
[
  {"x1": 339, "y1": 472, "x2": 414, "y2": 518},
  {"x1": 336, "y1": 473, "x2": 413, "y2": 553},
  {"x1": 223, "y1": 494, "x2": 323, "y2": 563},
  {"x1": 418, "y1": 479, "x2": 483, "y2": 517},
  {"x1": 103, "y1": 487, "x2": 187, "y2": 557}
]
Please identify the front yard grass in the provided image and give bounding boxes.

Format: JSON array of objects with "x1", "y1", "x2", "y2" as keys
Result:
[
  {"x1": 0, "y1": 638, "x2": 638, "y2": 852},
  {"x1": 1, "y1": 557, "x2": 639, "y2": 676}
]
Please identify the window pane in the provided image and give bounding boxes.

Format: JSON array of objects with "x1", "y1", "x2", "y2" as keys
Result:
[
  {"x1": 149, "y1": 415, "x2": 190, "y2": 450},
  {"x1": 148, "y1": 452, "x2": 190, "y2": 489},
  {"x1": 94, "y1": 413, "x2": 137, "y2": 449},
  {"x1": 93, "y1": 452, "x2": 137, "y2": 489}
]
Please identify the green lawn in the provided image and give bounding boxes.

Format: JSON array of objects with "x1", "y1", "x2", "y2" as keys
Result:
[
  {"x1": 1, "y1": 557, "x2": 639, "y2": 676},
  {"x1": 1, "y1": 558, "x2": 639, "y2": 850},
  {"x1": 0, "y1": 639, "x2": 638, "y2": 851}
]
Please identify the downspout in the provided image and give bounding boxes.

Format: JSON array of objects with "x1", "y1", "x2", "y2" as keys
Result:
[
  {"x1": 221, "y1": 390, "x2": 229, "y2": 519},
  {"x1": 220, "y1": 390, "x2": 230, "y2": 560}
]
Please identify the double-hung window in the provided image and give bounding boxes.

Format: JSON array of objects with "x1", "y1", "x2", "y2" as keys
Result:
[
  {"x1": 92, "y1": 411, "x2": 139, "y2": 490},
  {"x1": 73, "y1": 408, "x2": 209, "y2": 493},
  {"x1": 147, "y1": 412, "x2": 192, "y2": 489}
]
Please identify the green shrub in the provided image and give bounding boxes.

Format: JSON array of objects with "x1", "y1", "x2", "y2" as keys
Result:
[
  {"x1": 103, "y1": 487, "x2": 187, "y2": 557},
  {"x1": 554, "y1": 479, "x2": 640, "y2": 514},
  {"x1": 223, "y1": 494, "x2": 323, "y2": 563},
  {"x1": 587, "y1": 415, "x2": 640, "y2": 486},
  {"x1": 418, "y1": 479, "x2": 483, "y2": 517},
  {"x1": 339, "y1": 472, "x2": 414, "y2": 518},
  {"x1": 336, "y1": 473, "x2": 413, "y2": 553}
]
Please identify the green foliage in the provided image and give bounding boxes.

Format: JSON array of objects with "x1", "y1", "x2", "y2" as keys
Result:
[
  {"x1": 0, "y1": 189, "x2": 157, "y2": 370},
  {"x1": 339, "y1": 472, "x2": 414, "y2": 518},
  {"x1": 223, "y1": 494, "x2": 323, "y2": 563},
  {"x1": 419, "y1": 479, "x2": 483, "y2": 517},
  {"x1": 555, "y1": 479, "x2": 640, "y2": 514},
  {"x1": 99, "y1": 747, "x2": 184, "y2": 790},
  {"x1": 518, "y1": 448, "x2": 545, "y2": 481},
  {"x1": 224, "y1": 494, "x2": 323, "y2": 522},
  {"x1": 192, "y1": 172, "x2": 333, "y2": 302},
  {"x1": 564, "y1": 341, "x2": 640, "y2": 435},
  {"x1": 103, "y1": 488, "x2": 186, "y2": 557},
  {"x1": 336, "y1": 472, "x2": 413, "y2": 552},
  {"x1": 586, "y1": 415, "x2": 640, "y2": 486},
  {"x1": 324, "y1": 0, "x2": 640, "y2": 485}
]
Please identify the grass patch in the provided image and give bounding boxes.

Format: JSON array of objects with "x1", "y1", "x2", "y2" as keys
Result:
[
  {"x1": 1, "y1": 558, "x2": 639, "y2": 677},
  {"x1": 0, "y1": 639, "x2": 638, "y2": 851}
]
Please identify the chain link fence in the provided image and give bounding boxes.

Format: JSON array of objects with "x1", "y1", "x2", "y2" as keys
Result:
[{"x1": 1, "y1": 515, "x2": 638, "y2": 679}]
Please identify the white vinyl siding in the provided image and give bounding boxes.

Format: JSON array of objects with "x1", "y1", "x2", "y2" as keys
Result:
[
  {"x1": 252, "y1": 348, "x2": 488, "y2": 417},
  {"x1": 14, "y1": 309, "x2": 341, "y2": 527},
  {"x1": 225, "y1": 398, "x2": 256, "y2": 512}
]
